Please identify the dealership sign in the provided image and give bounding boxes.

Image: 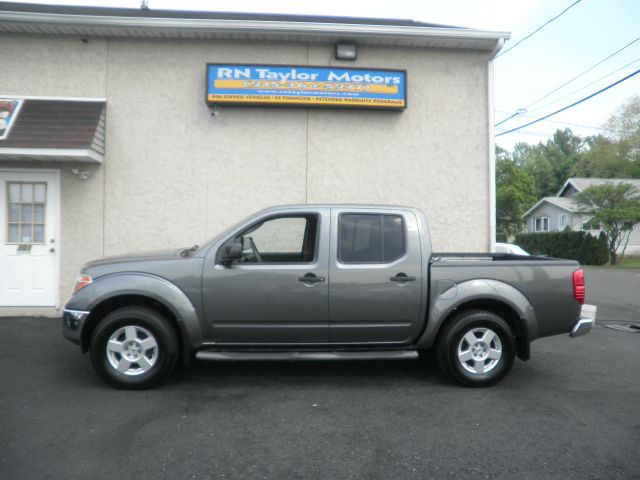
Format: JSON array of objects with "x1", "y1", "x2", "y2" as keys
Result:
[
  {"x1": 206, "y1": 64, "x2": 406, "y2": 110},
  {"x1": 0, "y1": 98, "x2": 23, "y2": 140}
]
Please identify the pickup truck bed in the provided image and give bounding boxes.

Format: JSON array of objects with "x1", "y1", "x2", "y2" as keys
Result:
[{"x1": 429, "y1": 253, "x2": 581, "y2": 339}]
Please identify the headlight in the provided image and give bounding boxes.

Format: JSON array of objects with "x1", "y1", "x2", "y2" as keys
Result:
[{"x1": 72, "y1": 273, "x2": 92, "y2": 294}]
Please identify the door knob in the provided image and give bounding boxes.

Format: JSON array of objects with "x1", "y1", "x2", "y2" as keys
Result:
[{"x1": 49, "y1": 248, "x2": 55, "y2": 253}]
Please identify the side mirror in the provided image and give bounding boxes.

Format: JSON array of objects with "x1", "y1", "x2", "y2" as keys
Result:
[{"x1": 220, "y1": 238, "x2": 243, "y2": 267}]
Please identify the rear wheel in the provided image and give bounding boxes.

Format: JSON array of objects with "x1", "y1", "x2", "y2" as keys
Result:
[
  {"x1": 436, "y1": 310, "x2": 516, "y2": 387},
  {"x1": 90, "y1": 306, "x2": 178, "y2": 389}
]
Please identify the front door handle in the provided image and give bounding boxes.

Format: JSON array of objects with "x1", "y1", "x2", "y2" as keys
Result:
[
  {"x1": 390, "y1": 273, "x2": 416, "y2": 283},
  {"x1": 298, "y1": 273, "x2": 325, "y2": 284}
]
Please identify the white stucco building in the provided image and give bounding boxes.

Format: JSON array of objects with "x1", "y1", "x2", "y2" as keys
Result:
[{"x1": 0, "y1": 2, "x2": 508, "y2": 315}]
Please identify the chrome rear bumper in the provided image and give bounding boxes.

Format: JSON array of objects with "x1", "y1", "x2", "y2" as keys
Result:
[{"x1": 570, "y1": 304, "x2": 597, "y2": 338}]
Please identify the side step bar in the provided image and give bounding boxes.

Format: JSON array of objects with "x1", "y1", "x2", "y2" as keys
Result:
[{"x1": 195, "y1": 350, "x2": 418, "y2": 362}]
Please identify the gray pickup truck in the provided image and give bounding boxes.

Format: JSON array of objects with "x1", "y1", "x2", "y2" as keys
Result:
[{"x1": 62, "y1": 205, "x2": 596, "y2": 389}]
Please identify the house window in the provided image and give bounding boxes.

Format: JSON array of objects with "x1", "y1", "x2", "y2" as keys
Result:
[
  {"x1": 559, "y1": 214, "x2": 568, "y2": 229},
  {"x1": 534, "y1": 217, "x2": 549, "y2": 232}
]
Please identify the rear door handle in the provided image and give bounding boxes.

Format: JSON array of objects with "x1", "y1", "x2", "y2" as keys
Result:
[
  {"x1": 390, "y1": 273, "x2": 416, "y2": 283},
  {"x1": 298, "y1": 273, "x2": 325, "y2": 284}
]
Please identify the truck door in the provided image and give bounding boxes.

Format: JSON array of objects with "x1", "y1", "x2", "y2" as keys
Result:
[
  {"x1": 203, "y1": 208, "x2": 330, "y2": 344},
  {"x1": 329, "y1": 208, "x2": 423, "y2": 344}
]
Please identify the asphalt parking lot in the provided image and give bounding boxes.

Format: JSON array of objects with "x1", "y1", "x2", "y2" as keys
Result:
[{"x1": 1, "y1": 268, "x2": 639, "y2": 480}]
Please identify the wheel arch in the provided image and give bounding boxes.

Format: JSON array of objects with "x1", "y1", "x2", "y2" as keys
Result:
[
  {"x1": 79, "y1": 274, "x2": 205, "y2": 365},
  {"x1": 417, "y1": 279, "x2": 537, "y2": 361}
]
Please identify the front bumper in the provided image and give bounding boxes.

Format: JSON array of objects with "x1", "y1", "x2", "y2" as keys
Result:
[
  {"x1": 62, "y1": 309, "x2": 90, "y2": 345},
  {"x1": 570, "y1": 304, "x2": 597, "y2": 338}
]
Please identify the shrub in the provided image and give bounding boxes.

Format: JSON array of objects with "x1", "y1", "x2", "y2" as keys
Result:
[{"x1": 514, "y1": 230, "x2": 609, "y2": 265}]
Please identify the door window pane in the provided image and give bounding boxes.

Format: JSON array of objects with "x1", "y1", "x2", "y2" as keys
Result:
[
  {"x1": 339, "y1": 214, "x2": 382, "y2": 263},
  {"x1": 22, "y1": 204, "x2": 32, "y2": 222},
  {"x1": 33, "y1": 204, "x2": 45, "y2": 223},
  {"x1": 6, "y1": 182, "x2": 46, "y2": 244},
  {"x1": 34, "y1": 224, "x2": 44, "y2": 243},
  {"x1": 383, "y1": 215, "x2": 405, "y2": 262},
  {"x1": 20, "y1": 224, "x2": 32, "y2": 243},
  {"x1": 21, "y1": 184, "x2": 33, "y2": 202},
  {"x1": 8, "y1": 203, "x2": 19, "y2": 222},
  {"x1": 34, "y1": 184, "x2": 46, "y2": 202},
  {"x1": 339, "y1": 213, "x2": 406, "y2": 264},
  {"x1": 8, "y1": 223, "x2": 19, "y2": 242},
  {"x1": 238, "y1": 215, "x2": 318, "y2": 263},
  {"x1": 8, "y1": 183, "x2": 20, "y2": 202},
  {"x1": 250, "y1": 217, "x2": 306, "y2": 253}
]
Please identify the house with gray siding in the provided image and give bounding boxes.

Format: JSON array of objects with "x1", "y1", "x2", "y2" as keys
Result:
[{"x1": 523, "y1": 178, "x2": 640, "y2": 254}]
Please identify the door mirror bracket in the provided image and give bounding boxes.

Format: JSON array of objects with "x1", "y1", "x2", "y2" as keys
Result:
[{"x1": 220, "y1": 238, "x2": 243, "y2": 267}]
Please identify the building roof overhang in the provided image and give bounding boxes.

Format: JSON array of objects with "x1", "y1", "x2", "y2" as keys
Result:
[
  {"x1": 522, "y1": 197, "x2": 581, "y2": 219},
  {"x1": 0, "y1": 2, "x2": 509, "y2": 55},
  {"x1": 0, "y1": 96, "x2": 106, "y2": 164}
]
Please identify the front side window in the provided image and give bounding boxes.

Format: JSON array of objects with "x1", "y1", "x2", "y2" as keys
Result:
[
  {"x1": 237, "y1": 214, "x2": 318, "y2": 263},
  {"x1": 339, "y1": 213, "x2": 405, "y2": 264}
]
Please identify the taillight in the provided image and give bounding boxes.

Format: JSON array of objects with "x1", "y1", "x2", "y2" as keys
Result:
[
  {"x1": 573, "y1": 269, "x2": 585, "y2": 304},
  {"x1": 73, "y1": 273, "x2": 92, "y2": 294}
]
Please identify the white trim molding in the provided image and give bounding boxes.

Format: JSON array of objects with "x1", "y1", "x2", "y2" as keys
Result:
[
  {"x1": 0, "y1": 95, "x2": 106, "y2": 102},
  {"x1": 0, "y1": 148, "x2": 103, "y2": 163},
  {"x1": 0, "y1": 8, "x2": 510, "y2": 51},
  {"x1": 488, "y1": 56, "x2": 496, "y2": 251}
]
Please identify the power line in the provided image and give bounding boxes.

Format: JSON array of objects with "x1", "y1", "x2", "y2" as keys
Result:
[
  {"x1": 495, "y1": 68, "x2": 640, "y2": 137},
  {"x1": 495, "y1": 108, "x2": 527, "y2": 127},
  {"x1": 529, "y1": 56, "x2": 640, "y2": 114},
  {"x1": 525, "y1": 36, "x2": 640, "y2": 110},
  {"x1": 496, "y1": 0, "x2": 583, "y2": 58},
  {"x1": 495, "y1": 54, "x2": 640, "y2": 129},
  {"x1": 495, "y1": 109, "x2": 621, "y2": 133}
]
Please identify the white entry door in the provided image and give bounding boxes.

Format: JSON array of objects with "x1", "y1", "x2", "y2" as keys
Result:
[{"x1": 0, "y1": 170, "x2": 59, "y2": 307}]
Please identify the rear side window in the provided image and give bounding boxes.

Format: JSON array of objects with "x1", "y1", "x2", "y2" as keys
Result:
[{"x1": 339, "y1": 213, "x2": 405, "y2": 263}]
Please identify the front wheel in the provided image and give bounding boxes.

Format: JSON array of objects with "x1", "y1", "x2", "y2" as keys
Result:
[
  {"x1": 90, "y1": 306, "x2": 178, "y2": 389},
  {"x1": 436, "y1": 310, "x2": 516, "y2": 387}
]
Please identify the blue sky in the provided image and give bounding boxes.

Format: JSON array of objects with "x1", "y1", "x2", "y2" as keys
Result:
[
  {"x1": 492, "y1": 0, "x2": 640, "y2": 150},
  {"x1": 8, "y1": 0, "x2": 640, "y2": 151}
]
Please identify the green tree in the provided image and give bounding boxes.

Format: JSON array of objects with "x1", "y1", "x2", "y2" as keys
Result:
[
  {"x1": 513, "y1": 128, "x2": 584, "y2": 198},
  {"x1": 522, "y1": 145, "x2": 558, "y2": 197},
  {"x1": 496, "y1": 148, "x2": 537, "y2": 241},
  {"x1": 575, "y1": 183, "x2": 640, "y2": 265},
  {"x1": 553, "y1": 128, "x2": 583, "y2": 158},
  {"x1": 605, "y1": 95, "x2": 640, "y2": 162},
  {"x1": 572, "y1": 97, "x2": 640, "y2": 178},
  {"x1": 572, "y1": 135, "x2": 638, "y2": 178}
]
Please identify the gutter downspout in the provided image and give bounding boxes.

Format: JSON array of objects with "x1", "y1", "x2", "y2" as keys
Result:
[{"x1": 488, "y1": 38, "x2": 505, "y2": 250}]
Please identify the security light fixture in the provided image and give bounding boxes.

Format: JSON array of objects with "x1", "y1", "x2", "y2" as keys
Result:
[
  {"x1": 70, "y1": 168, "x2": 91, "y2": 181},
  {"x1": 335, "y1": 43, "x2": 357, "y2": 61}
]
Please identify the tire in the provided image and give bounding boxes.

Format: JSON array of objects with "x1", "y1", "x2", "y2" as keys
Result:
[
  {"x1": 90, "y1": 306, "x2": 178, "y2": 389},
  {"x1": 435, "y1": 310, "x2": 516, "y2": 387}
]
